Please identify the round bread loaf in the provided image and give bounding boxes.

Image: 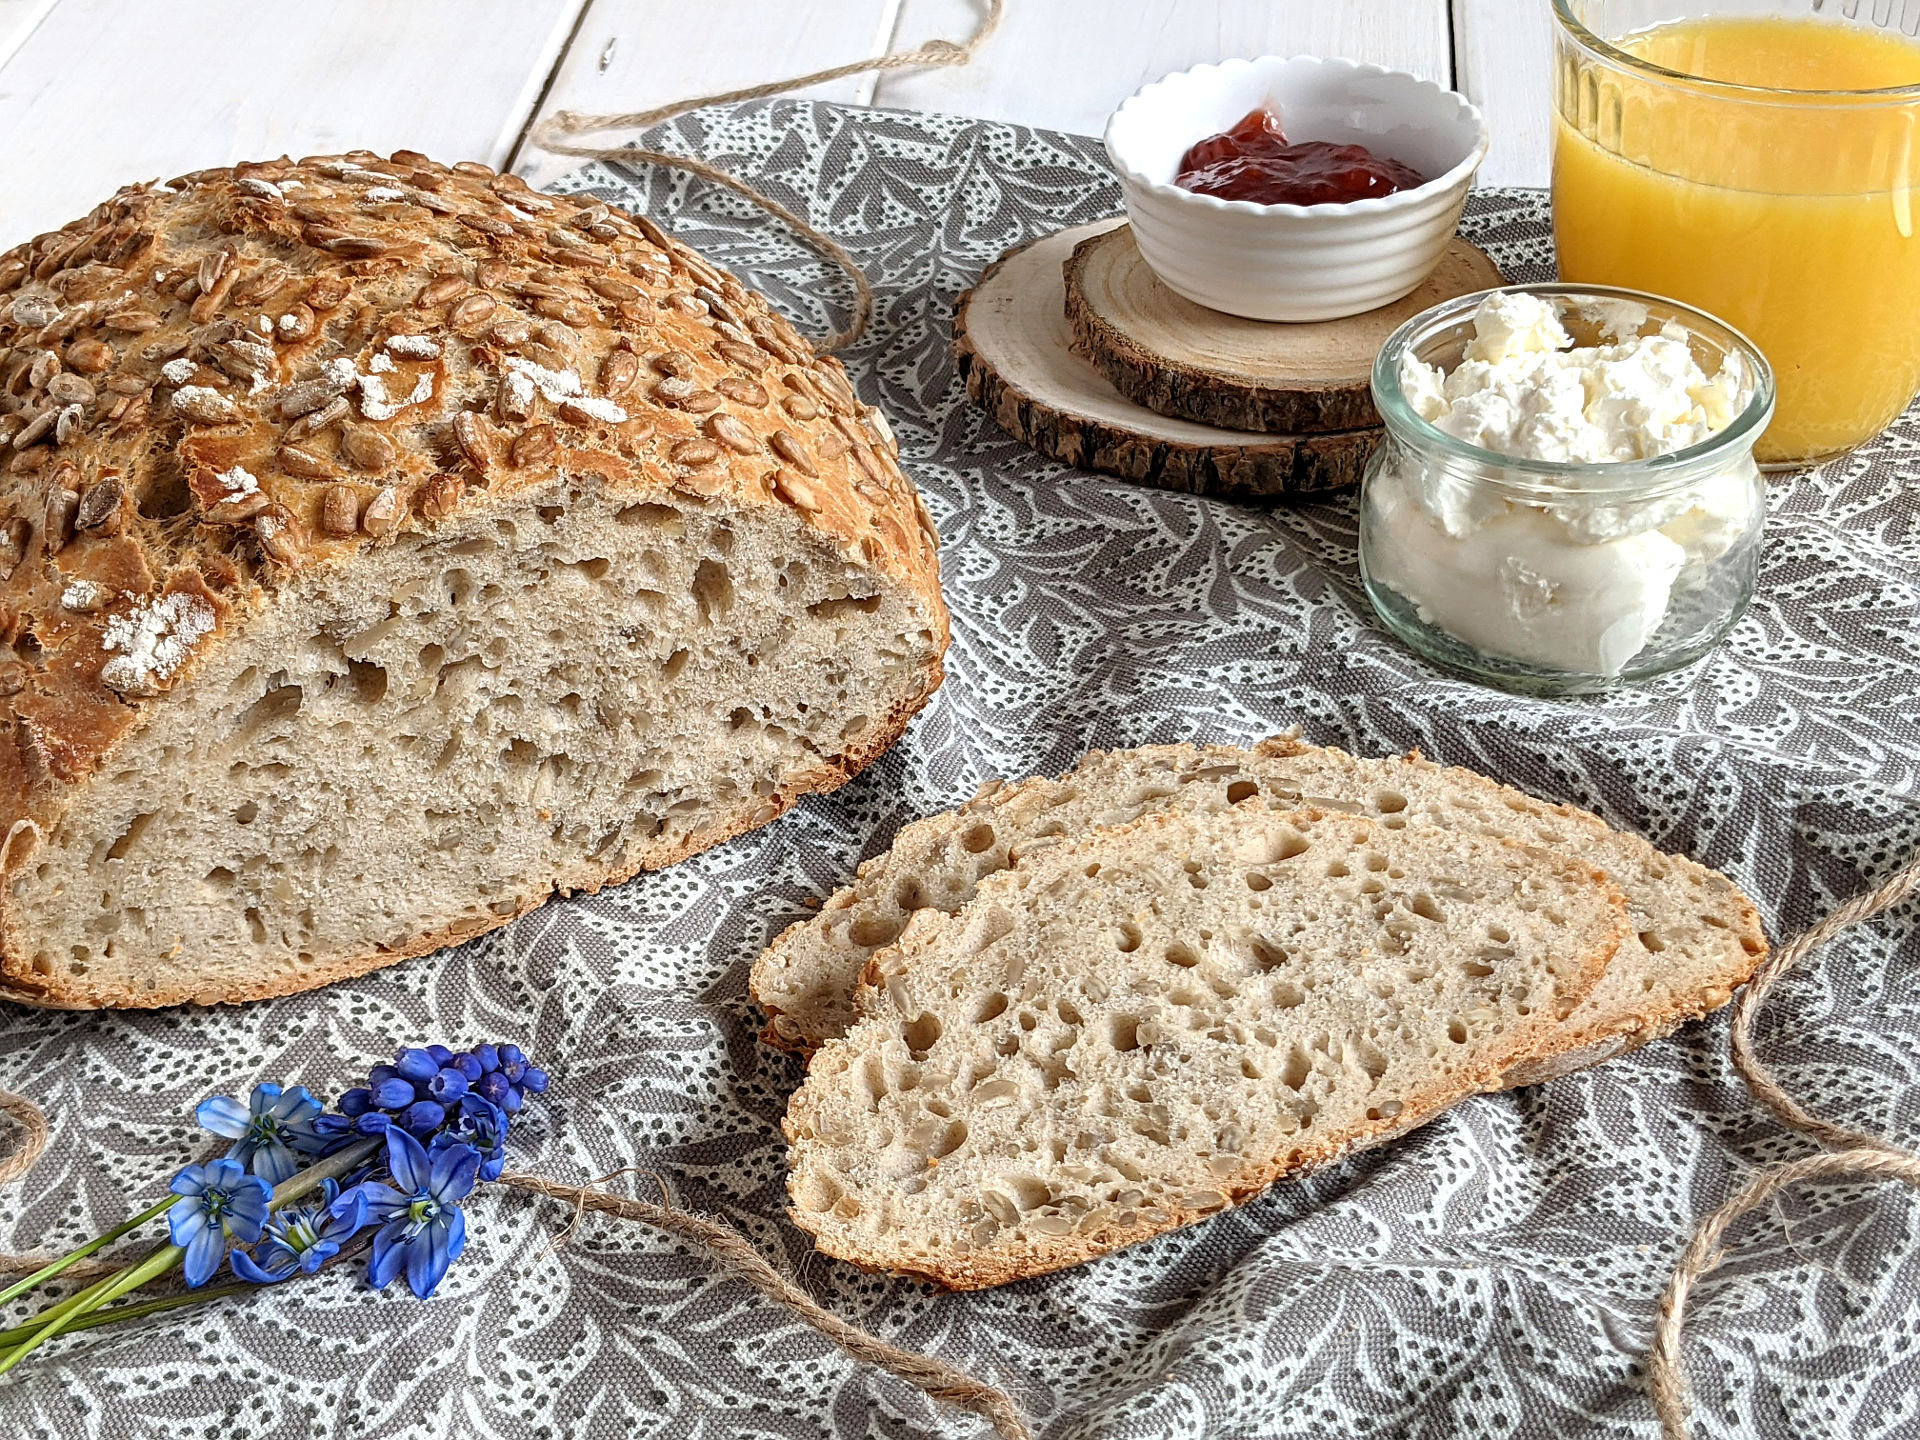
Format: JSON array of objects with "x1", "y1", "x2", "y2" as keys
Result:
[{"x1": 0, "y1": 150, "x2": 948, "y2": 1007}]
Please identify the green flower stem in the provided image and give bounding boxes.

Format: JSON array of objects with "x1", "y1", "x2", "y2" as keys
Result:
[
  {"x1": 0, "y1": 1244, "x2": 181, "y2": 1375},
  {"x1": 0, "y1": 1135, "x2": 381, "y2": 1376},
  {"x1": 0, "y1": 1194, "x2": 177, "y2": 1309},
  {"x1": 0, "y1": 1284, "x2": 249, "y2": 1347},
  {"x1": 267, "y1": 1137, "x2": 381, "y2": 1210}
]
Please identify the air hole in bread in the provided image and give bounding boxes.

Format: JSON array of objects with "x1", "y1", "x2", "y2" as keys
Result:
[
  {"x1": 1279, "y1": 1044, "x2": 1312, "y2": 1091},
  {"x1": 1225, "y1": 779, "x2": 1258, "y2": 804},
  {"x1": 104, "y1": 812, "x2": 156, "y2": 862},
  {"x1": 808, "y1": 593, "x2": 883, "y2": 622}
]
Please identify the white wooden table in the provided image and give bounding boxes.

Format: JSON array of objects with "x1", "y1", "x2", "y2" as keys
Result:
[{"x1": 0, "y1": 0, "x2": 1549, "y2": 251}]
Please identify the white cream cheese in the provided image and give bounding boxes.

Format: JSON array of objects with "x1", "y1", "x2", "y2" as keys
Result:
[{"x1": 1366, "y1": 292, "x2": 1759, "y2": 677}]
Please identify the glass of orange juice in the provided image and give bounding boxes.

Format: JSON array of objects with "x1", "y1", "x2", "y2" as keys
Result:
[{"x1": 1553, "y1": 0, "x2": 1920, "y2": 466}]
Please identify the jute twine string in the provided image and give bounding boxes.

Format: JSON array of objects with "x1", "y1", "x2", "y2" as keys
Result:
[
  {"x1": 500, "y1": 1172, "x2": 1033, "y2": 1440},
  {"x1": 1649, "y1": 848, "x2": 1920, "y2": 1439},
  {"x1": 524, "y1": 0, "x2": 1005, "y2": 353}
]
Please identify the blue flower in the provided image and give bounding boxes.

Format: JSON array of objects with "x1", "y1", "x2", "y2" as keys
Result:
[
  {"x1": 168, "y1": 1158, "x2": 271, "y2": 1287},
  {"x1": 348, "y1": 1127, "x2": 478, "y2": 1298},
  {"x1": 230, "y1": 1180, "x2": 368, "y2": 1284},
  {"x1": 437, "y1": 1095, "x2": 508, "y2": 1181},
  {"x1": 197, "y1": 1083, "x2": 328, "y2": 1184}
]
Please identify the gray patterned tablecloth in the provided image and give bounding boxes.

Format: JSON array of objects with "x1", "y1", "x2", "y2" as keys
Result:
[{"x1": 5, "y1": 101, "x2": 1920, "y2": 1440}]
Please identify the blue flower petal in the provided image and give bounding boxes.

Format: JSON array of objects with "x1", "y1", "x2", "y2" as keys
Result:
[
  {"x1": 194, "y1": 1096, "x2": 251, "y2": 1140},
  {"x1": 384, "y1": 1125, "x2": 432, "y2": 1193},
  {"x1": 203, "y1": 1157, "x2": 249, "y2": 1191},
  {"x1": 347, "y1": 1181, "x2": 407, "y2": 1223},
  {"x1": 266, "y1": 1084, "x2": 318, "y2": 1122},
  {"x1": 225, "y1": 1176, "x2": 273, "y2": 1242},
  {"x1": 182, "y1": 1222, "x2": 226, "y2": 1287},
  {"x1": 368, "y1": 1221, "x2": 410, "y2": 1289},
  {"x1": 229, "y1": 1248, "x2": 291, "y2": 1284},
  {"x1": 167, "y1": 1193, "x2": 210, "y2": 1248},
  {"x1": 250, "y1": 1140, "x2": 300, "y2": 1186},
  {"x1": 427, "y1": 1140, "x2": 480, "y2": 1204},
  {"x1": 328, "y1": 1186, "x2": 371, "y2": 1231},
  {"x1": 406, "y1": 1214, "x2": 457, "y2": 1298}
]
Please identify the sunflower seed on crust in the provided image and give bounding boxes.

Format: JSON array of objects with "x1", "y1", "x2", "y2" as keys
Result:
[
  {"x1": 598, "y1": 350, "x2": 638, "y2": 398},
  {"x1": 362, "y1": 485, "x2": 403, "y2": 537},
  {"x1": 511, "y1": 425, "x2": 556, "y2": 468},
  {"x1": 418, "y1": 473, "x2": 463, "y2": 519},
  {"x1": 340, "y1": 426, "x2": 395, "y2": 472},
  {"x1": 768, "y1": 429, "x2": 817, "y2": 477},
  {"x1": 705, "y1": 413, "x2": 757, "y2": 454},
  {"x1": 772, "y1": 469, "x2": 819, "y2": 512},
  {"x1": 321, "y1": 484, "x2": 360, "y2": 536},
  {"x1": 254, "y1": 504, "x2": 305, "y2": 564},
  {"x1": 451, "y1": 410, "x2": 493, "y2": 471}
]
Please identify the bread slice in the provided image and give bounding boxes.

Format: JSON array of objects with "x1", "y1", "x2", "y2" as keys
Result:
[
  {"x1": 784, "y1": 806, "x2": 1628, "y2": 1289},
  {"x1": 751, "y1": 739, "x2": 1767, "y2": 1083},
  {"x1": 0, "y1": 152, "x2": 948, "y2": 1008}
]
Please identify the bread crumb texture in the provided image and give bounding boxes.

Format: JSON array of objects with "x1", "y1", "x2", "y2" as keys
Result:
[
  {"x1": 0, "y1": 150, "x2": 948, "y2": 1008},
  {"x1": 784, "y1": 805, "x2": 1629, "y2": 1288}
]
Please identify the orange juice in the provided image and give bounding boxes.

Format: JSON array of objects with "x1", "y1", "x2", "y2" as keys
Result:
[{"x1": 1554, "y1": 15, "x2": 1920, "y2": 464}]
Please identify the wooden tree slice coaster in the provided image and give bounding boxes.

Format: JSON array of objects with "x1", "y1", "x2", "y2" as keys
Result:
[
  {"x1": 952, "y1": 219, "x2": 1379, "y2": 499},
  {"x1": 1063, "y1": 225, "x2": 1506, "y2": 435}
]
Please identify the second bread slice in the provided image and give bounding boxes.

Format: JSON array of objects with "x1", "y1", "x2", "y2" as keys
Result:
[
  {"x1": 752, "y1": 739, "x2": 1767, "y2": 1083},
  {"x1": 786, "y1": 806, "x2": 1627, "y2": 1289}
]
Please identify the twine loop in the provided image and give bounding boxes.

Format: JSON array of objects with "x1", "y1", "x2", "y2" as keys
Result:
[
  {"x1": 1650, "y1": 848, "x2": 1920, "y2": 1438},
  {"x1": 526, "y1": 0, "x2": 1006, "y2": 353}
]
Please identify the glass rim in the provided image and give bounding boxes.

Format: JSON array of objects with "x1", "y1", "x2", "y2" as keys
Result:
[
  {"x1": 1552, "y1": 0, "x2": 1920, "y2": 103},
  {"x1": 1371, "y1": 283, "x2": 1777, "y2": 492}
]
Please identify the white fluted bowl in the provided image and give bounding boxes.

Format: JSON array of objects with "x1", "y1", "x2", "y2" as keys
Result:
[{"x1": 1104, "y1": 56, "x2": 1490, "y2": 322}]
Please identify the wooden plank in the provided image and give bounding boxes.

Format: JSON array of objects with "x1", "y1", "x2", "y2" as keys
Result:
[
  {"x1": 0, "y1": 0, "x2": 58, "y2": 72},
  {"x1": 1455, "y1": 0, "x2": 1557, "y2": 187},
  {"x1": 514, "y1": 0, "x2": 899, "y2": 190},
  {"x1": 871, "y1": 0, "x2": 1453, "y2": 139},
  {"x1": 0, "y1": 0, "x2": 586, "y2": 247}
]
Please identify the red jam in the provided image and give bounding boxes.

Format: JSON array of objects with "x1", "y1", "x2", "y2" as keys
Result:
[{"x1": 1174, "y1": 108, "x2": 1425, "y2": 206}]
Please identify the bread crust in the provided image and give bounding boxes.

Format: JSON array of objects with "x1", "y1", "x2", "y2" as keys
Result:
[
  {"x1": 0, "y1": 150, "x2": 948, "y2": 1007},
  {"x1": 785, "y1": 805, "x2": 1627, "y2": 1290}
]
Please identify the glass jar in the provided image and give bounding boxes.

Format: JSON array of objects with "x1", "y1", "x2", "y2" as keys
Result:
[
  {"x1": 1552, "y1": 0, "x2": 1920, "y2": 467},
  {"x1": 1358, "y1": 284, "x2": 1775, "y2": 696}
]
